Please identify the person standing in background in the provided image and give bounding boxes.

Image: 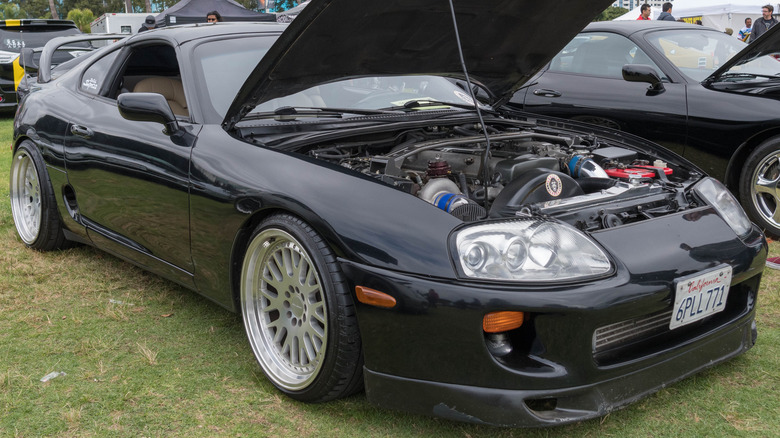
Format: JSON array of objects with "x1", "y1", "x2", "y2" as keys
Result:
[
  {"x1": 739, "y1": 17, "x2": 752, "y2": 42},
  {"x1": 749, "y1": 5, "x2": 778, "y2": 42},
  {"x1": 637, "y1": 4, "x2": 651, "y2": 20},
  {"x1": 138, "y1": 15, "x2": 156, "y2": 33},
  {"x1": 206, "y1": 11, "x2": 223, "y2": 23},
  {"x1": 657, "y1": 2, "x2": 675, "y2": 21}
]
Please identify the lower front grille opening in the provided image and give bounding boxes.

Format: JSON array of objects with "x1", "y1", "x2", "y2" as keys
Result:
[
  {"x1": 592, "y1": 281, "x2": 755, "y2": 366},
  {"x1": 525, "y1": 397, "x2": 558, "y2": 413}
]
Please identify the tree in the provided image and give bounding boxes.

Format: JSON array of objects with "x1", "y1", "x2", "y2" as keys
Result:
[
  {"x1": 0, "y1": 3, "x2": 28, "y2": 19},
  {"x1": 151, "y1": 0, "x2": 179, "y2": 12},
  {"x1": 19, "y1": 0, "x2": 56, "y2": 18},
  {"x1": 595, "y1": 6, "x2": 628, "y2": 22},
  {"x1": 63, "y1": 0, "x2": 125, "y2": 17},
  {"x1": 66, "y1": 7, "x2": 94, "y2": 32},
  {"x1": 48, "y1": 0, "x2": 59, "y2": 18}
]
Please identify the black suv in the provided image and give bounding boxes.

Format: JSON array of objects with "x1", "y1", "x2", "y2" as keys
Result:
[{"x1": 1, "y1": 19, "x2": 80, "y2": 114}]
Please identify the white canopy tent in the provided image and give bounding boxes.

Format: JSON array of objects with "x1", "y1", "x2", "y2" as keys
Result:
[
  {"x1": 615, "y1": 1, "x2": 779, "y2": 33},
  {"x1": 672, "y1": 0, "x2": 777, "y2": 31}
]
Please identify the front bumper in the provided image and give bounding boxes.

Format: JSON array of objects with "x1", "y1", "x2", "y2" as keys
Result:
[
  {"x1": 341, "y1": 210, "x2": 766, "y2": 427},
  {"x1": 364, "y1": 314, "x2": 755, "y2": 426},
  {"x1": 0, "y1": 65, "x2": 19, "y2": 113},
  {"x1": 0, "y1": 87, "x2": 18, "y2": 112}
]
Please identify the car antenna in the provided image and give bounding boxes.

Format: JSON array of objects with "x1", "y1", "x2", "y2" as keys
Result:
[{"x1": 447, "y1": 0, "x2": 492, "y2": 214}]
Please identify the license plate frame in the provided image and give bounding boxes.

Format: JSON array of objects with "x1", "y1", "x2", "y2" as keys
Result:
[{"x1": 670, "y1": 266, "x2": 732, "y2": 330}]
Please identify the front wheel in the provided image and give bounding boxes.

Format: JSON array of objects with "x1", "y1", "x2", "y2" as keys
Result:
[
  {"x1": 240, "y1": 214, "x2": 363, "y2": 402},
  {"x1": 740, "y1": 139, "x2": 780, "y2": 238},
  {"x1": 9, "y1": 141, "x2": 69, "y2": 251}
]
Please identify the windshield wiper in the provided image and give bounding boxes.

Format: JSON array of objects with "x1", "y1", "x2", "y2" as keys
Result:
[
  {"x1": 714, "y1": 72, "x2": 780, "y2": 81},
  {"x1": 379, "y1": 99, "x2": 492, "y2": 112},
  {"x1": 242, "y1": 106, "x2": 392, "y2": 122}
]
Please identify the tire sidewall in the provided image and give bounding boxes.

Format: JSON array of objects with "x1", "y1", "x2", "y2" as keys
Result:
[
  {"x1": 11, "y1": 141, "x2": 60, "y2": 250},
  {"x1": 240, "y1": 214, "x2": 360, "y2": 402}
]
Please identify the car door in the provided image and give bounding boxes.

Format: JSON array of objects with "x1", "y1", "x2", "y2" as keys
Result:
[
  {"x1": 64, "y1": 41, "x2": 197, "y2": 287},
  {"x1": 515, "y1": 32, "x2": 689, "y2": 157}
]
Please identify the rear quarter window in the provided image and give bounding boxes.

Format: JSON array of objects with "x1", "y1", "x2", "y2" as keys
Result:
[{"x1": 80, "y1": 49, "x2": 120, "y2": 96}]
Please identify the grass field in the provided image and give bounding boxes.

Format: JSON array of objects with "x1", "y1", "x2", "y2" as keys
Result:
[{"x1": 0, "y1": 115, "x2": 778, "y2": 437}]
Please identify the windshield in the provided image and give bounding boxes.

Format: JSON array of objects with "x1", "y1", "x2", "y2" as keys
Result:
[
  {"x1": 195, "y1": 35, "x2": 274, "y2": 120},
  {"x1": 195, "y1": 35, "x2": 482, "y2": 123},
  {"x1": 645, "y1": 29, "x2": 749, "y2": 82},
  {"x1": 250, "y1": 75, "x2": 479, "y2": 114}
]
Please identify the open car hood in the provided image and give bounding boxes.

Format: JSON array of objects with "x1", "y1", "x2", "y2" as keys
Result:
[
  {"x1": 706, "y1": 21, "x2": 780, "y2": 83},
  {"x1": 224, "y1": 0, "x2": 613, "y2": 129}
]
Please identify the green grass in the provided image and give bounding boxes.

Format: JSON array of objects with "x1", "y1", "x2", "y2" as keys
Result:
[{"x1": 1, "y1": 116, "x2": 778, "y2": 437}]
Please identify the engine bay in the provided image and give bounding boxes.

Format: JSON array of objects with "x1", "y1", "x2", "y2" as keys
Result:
[{"x1": 273, "y1": 119, "x2": 703, "y2": 231}]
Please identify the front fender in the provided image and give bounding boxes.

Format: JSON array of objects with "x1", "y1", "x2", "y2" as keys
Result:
[{"x1": 189, "y1": 126, "x2": 462, "y2": 309}]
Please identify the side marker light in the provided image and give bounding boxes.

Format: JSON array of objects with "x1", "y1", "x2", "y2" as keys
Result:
[
  {"x1": 483, "y1": 311, "x2": 525, "y2": 333},
  {"x1": 356, "y1": 286, "x2": 397, "y2": 308}
]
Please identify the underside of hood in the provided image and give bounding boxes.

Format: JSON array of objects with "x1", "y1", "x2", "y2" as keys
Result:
[{"x1": 224, "y1": 0, "x2": 613, "y2": 129}]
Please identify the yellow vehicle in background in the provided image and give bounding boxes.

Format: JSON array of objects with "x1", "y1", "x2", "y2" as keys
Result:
[{"x1": 0, "y1": 19, "x2": 80, "y2": 114}]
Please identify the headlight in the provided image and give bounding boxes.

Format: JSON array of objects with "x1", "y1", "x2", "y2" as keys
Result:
[
  {"x1": 453, "y1": 219, "x2": 612, "y2": 281},
  {"x1": 693, "y1": 178, "x2": 752, "y2": 237},
  {"x1": 0, "y1": 50, "x2": 19, "y2": 64}
]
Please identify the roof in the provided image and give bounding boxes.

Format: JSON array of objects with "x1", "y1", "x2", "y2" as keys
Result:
[
  {"x1": 128, "y1": 21, "x2": 286, "y2": 43},
  {"x1": 584, "y1": 20, "x2": 719, "y2": 36}
]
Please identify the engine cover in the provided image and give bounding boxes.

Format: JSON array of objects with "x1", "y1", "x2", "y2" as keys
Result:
[{"x1": 489, "y1": 169, "x2": 584, "y2": 218}]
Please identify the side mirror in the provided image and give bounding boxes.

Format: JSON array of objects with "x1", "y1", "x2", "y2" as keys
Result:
[
  {"x1": 19, "y1": 48, "x2": 38, "y2": 73},
  {"x1": 622, "y1": 64, "x2": 665, "y2": 94},
  {"x1": 117, "y1": 92, "x2": 179, "y2": 135}
]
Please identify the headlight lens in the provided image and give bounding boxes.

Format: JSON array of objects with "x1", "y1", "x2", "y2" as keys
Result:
[
  {"x1": 454, "y1": 219, "x2": 611, "y2": 281},
  {"x1": 694, "y1": 178, "x2": 752, "y2": 237},
  {"x1": 0, "y1": 50, "x2": 19, "y2": 64}
]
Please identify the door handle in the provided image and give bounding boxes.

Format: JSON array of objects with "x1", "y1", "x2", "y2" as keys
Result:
[
  {"x1": 532, "y1": 89, "x2": 562, "y2": 98},
  {"x1": 70, "y1": 124, "x2": 94, "y2": 138}
]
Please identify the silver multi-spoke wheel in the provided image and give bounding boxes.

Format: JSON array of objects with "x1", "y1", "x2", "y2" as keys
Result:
[
  {"x1": 242, "y1": 228, "x2": 328, "y2": 390},
  {"x1": 750, "y1": 150, "x2": 780, "y2": 230},
  {"x1": 10, "y1": 149, "x2": 42, "y2": 245},
  {"x1": 9, "y1": 142, "x2": 69, "y2": 251},
  {"x1": 240, "y1": 215, "x2": 363, "y2": 402},
  {"x1": 741, "y1": 139, "x2": 780, "y2": 238}
]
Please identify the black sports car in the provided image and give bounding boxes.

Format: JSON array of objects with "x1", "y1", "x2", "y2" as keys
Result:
[
  {"x1": 10, "y1": 0, "x2": 768, "y2": 427},
  {"x1": 511, "y1": 20, "x2": 780, "y2": 239}
]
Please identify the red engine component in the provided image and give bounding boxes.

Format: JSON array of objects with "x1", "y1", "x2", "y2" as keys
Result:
[
  {"x1": 427, "y1": 160, "x2": 451, "y2": 178},
  {"x1": 604, "y1": 166, "x2": 673, "y2": 179}
]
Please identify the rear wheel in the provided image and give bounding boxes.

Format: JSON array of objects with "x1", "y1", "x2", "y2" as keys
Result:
[
  {"x1": 240, "y1": 214, "x2": 363, "y2": 402},
  {"x1": 740, "y1": 138, "x2": 780, "y2": 238},
  {"x1": 9, "y1": 141, "x2": 69, "y2": 251}
]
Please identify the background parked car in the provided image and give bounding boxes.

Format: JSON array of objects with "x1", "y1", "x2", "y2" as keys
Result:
[
  {"x1": 510, "y1": 20, "x2": 780, "y2": 238},
  {"x1": 0, "y1": 19, "x2": 81, "y2": 114}
]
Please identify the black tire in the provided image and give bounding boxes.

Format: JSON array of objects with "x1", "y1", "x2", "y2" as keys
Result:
[
  {"x1": 239, "y1": 214, "x2": 363, "y2": 402},
  {"x1": 9, "y1": 141, "x2": 70, "y2": 251},
  {"x1": 739, "y1": 138, "x2": 780, "y2": 238}
]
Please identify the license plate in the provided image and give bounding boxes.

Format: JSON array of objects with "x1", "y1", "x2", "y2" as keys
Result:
[{"x1": 670, "y1": 266, "x2": 732, "y2": 330}]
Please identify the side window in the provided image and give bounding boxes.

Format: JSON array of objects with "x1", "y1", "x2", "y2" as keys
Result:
[
  {"x1": 549, "y1": 33, "x2": 667, "y2": 81},
  {"x1": 113, "y1": 44, "x2": 189, "y2": 118},
  {"x1": 79, "y1": 49, "x2": 120, "y2": 96}
]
